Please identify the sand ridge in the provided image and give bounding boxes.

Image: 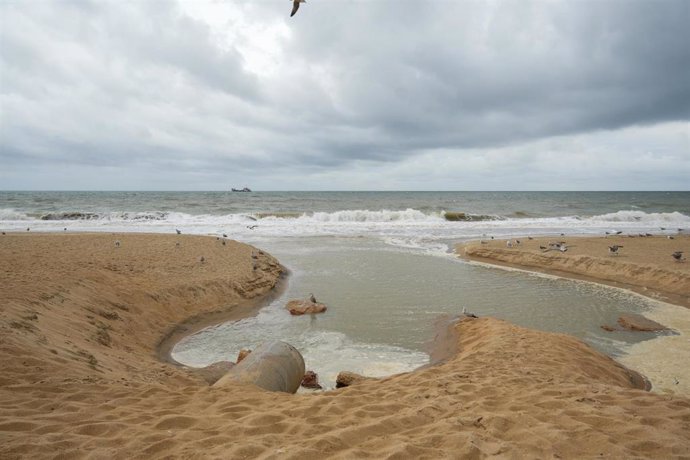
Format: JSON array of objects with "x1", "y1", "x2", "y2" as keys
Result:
[{"x1": 1, "y1": 233, "x2": 690, "y2": 458}]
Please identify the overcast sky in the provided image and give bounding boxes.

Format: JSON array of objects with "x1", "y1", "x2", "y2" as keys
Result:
[{"x1": 1, "y1": 0, "x2": 688, "y2": 190}]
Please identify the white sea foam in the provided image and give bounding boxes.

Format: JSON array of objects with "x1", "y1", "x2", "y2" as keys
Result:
[
  {"x1": 310, "y1": 208, "x2": 437, "y2": 222},
  {"x1": 2, "y1": 209, "x2": 688, "y2": 257},
  {"x1": 172, "y1": 309, "x2": 429, "y2": 389},
  {"x1": 619, "y1": 302, "x2": 690, "y2": 396},
  {"x1": 587, "y1": 210, "x2": 690, "y2": 224},
  {"x1": 0, "y1": 208, "x2": 32, "y2": 220}
]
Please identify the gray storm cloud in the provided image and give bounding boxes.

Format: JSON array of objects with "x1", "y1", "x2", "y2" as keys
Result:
[{"x1": 0, "y1": 0, "x2": 688, "y2": 189}]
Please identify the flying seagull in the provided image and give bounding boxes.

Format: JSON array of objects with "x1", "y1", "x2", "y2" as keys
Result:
[{"x1": 291, "y1": 0, "x2": 305, "y2": 17}]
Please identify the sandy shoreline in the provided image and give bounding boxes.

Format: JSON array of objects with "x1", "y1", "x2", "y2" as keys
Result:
[{"x1": 2, "y1": 233, "x2": 690, "y2": 458}]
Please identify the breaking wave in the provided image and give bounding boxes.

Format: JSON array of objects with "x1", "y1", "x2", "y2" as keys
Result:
[
  {"x1": 39, "y1": 211, "x2": 170, "y2": 221},
  {"x1": 2, "y1": 208, "x2": 688, "y2": 231},
  {"x1": 0, "y1": 208, "x2": 33, "y2": 220},
  {"x1": 586, "y1": 210, "x2": 690, "y2": 223}
]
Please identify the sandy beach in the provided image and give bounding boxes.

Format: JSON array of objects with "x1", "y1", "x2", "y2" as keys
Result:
[{"x1": 2, "y1": 233, "x2": 690, "y2": 458}]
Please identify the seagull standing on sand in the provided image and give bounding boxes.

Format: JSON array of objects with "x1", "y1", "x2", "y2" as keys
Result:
[
  {"x1": 176, "y1": 229, "x2": 181, "y2": 235},
  {"x1": 309, "y1": 293, "x2": 317, "y2": 303},
  {"x1": 291, "y1": 0, "x2": 305, "y2": 17},
  {"x1": 115, "y1": 240, "x2": 121, "y2": 248},
  {"x1": 608, "y1": 245, "x2": 623, "y2": 256},
  {"x1": 462, "y1": 307, "x2": 478, "y2": 318},
  {"x1": 672, "y1": 251, "x2": 685, "y2": 262}
]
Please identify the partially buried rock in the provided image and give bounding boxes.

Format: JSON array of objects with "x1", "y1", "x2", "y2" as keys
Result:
[
  {"x1": 617, "y1": 313, "x2": 669, "y2": 332},
  {"x1": 237, "y1": 349, "x2": 251, "y2": 363},
  {"x1": 285, "y1": 299, "x2": 327, "y2": 316},
  {"x1": 192, "y1": 361, "x2": 235, "y2": 385},
  {"x1": 301, "y1": 370, "x2": 322, "y2": 389},
  {"x1": 335, "y1": 371, "x2": 371, "y2": 388}
]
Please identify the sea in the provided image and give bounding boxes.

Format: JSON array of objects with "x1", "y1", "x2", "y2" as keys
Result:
[{"x1": 2, "y1": 191, "x2": 689, "y2": 389}]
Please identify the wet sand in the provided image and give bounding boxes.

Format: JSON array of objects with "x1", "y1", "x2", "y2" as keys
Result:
[{"x1": 1, "y1": 233, "x2": 689, "y2": 458}]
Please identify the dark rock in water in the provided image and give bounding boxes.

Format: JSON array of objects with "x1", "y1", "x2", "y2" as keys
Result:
[
  {"x1": 301, "y1": 370, "x2": 322, "y2": 389},
  {"x1": 192, "y1": 361, "x2": 235, "y2": 385},
  {"x1": 617, "y1": 313, "x2": 669, "y2": 332},
  {"x1": 335, "y1": 371, "x2": 371, "y2": 388},
  {"x1": 600, "y1": 325, "x2": 616, "y2": 332},
  {"x1": 286, "y1": 299, "x2": 327, "y2": 315},
  {"x1": 237, "y1": 349, "x2": 251, "y2": 363}
]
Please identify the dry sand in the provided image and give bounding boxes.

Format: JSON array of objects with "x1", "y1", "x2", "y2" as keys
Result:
[{"x1": 1, "y1": 233, "x2": 689, "y2": 459}]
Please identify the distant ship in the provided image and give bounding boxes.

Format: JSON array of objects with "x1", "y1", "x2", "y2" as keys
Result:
[{"x1": 231, "y1": 187, "x2": 252, "y2": 192}]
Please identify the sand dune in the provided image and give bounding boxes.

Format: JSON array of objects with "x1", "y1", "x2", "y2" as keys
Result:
[{"x1": 1, "y1": 233, "x2": 689, "y2": 458}]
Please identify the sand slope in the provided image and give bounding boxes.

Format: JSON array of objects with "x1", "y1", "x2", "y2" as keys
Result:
[{"x1": 1, "y1": 234, "x2": 689, "y2": 458}]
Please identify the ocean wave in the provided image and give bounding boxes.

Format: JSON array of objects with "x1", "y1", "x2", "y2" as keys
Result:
[
  {"x1": 108, "y1": 211, "x2": 170, "y2": 221},
  {"x1": 586, "y1": 210, "x2": 690, "y2": 223},
  {"x1": 40, "y1": 212, "x2": 101, "y2": 220},
  {"x1": 253, "y1": 212, "x2": 303, "y2": 219},
  {"x1": 3, "y1": 207, "x2": 689, "y2": 231},
  {"x1": 0, "y1": 208, "x2": 32, "y2": 220},
  {"x1": 38, "y1": 211, "x2": 169, "y2": 221},
  {"x1": 443, "y1": 211, "x2": 501, "y2": 222},
  {"x1": 309, "y1": 209, "x2": 438, "y2": 222}
]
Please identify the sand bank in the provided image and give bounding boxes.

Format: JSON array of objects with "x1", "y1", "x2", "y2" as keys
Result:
[
  {"x1": 459, "y1": 235, "x2": 690, "y2": 308},
  {"x1": 1, "y1": 233, "x2": 689, "y2": 458},
  {"x1": 458, "y1": 235, "x2": 690, "y2": 396}
]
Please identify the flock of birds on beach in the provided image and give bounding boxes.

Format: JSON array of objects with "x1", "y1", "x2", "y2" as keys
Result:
[
  {"x1": 105, "y1": 228, "x2": 266, "y2": 270},
  {"x1": 478, "y1": 227, "x2": 687, "y2": 262},
  {"x1": 2, "y1": 225, "x2": 687, "y2": 264}
]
